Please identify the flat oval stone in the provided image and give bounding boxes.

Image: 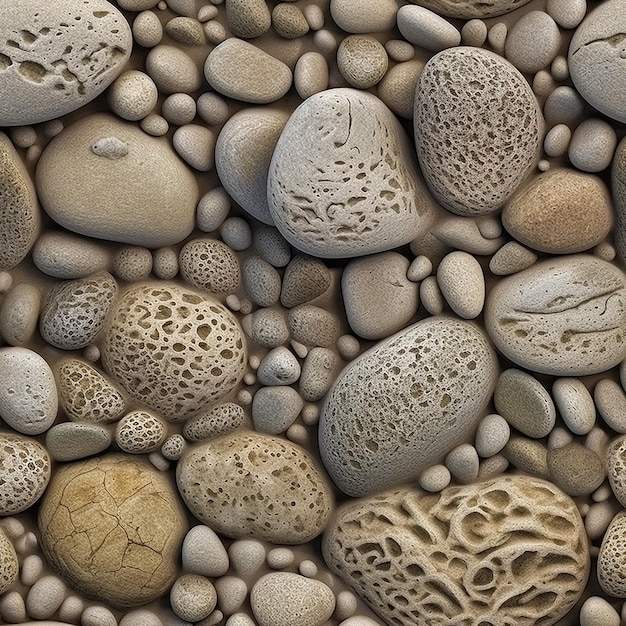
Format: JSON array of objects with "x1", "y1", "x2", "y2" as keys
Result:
[
  {"x1": 36, "y1": 113, "x2": 198, "y2": 248},
  {"x1": 269, "y1": 88, "x2": 435, "y2": 258},
  {"x1": 323, "y1": 475, "x2": 589, "y2": 626},
  {"x1": 204, "y1": 38, "x2": 292, "y2": 104},
  {"x1": 569, "y1": 0, "x2": 626, "y2": 124},
  {"x1": 38, "y1": 454, "x2": 188, "y2": 609},
  {"x1": 319, "y1": 316, "x2": 498, "y2": 496},
  {"x1": 485, "y1": 255, "x2": 626, "y2": 376},
  {"x1": 403, "y1": 0, "x2": 532, "y2": 19},
  {"x1": 45, "y1": 422, "x2": 111, "y2": 462},
  {"x1": 0, "y1": 0, "x2": 131, "y2": 126},
  {"x1": 414, "y1": 47, "x2": 543, "y2": 216}
]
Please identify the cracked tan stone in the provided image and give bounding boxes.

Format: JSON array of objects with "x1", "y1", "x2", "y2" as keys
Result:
[{"x1": 38, "y1": 454, "x2": 187, "y2": 609}]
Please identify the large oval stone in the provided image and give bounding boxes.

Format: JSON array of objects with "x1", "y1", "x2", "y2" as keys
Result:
[
  {"x1": 268, "y1": 88, "x2": 435, "y2": 258},
  {"x1": 318, "y1": 316, "x2": 498, "y2": 497},
  {"x1": 38, "y1": 454, "x2": 188, "y2": 609},
  {"x1": 0, "y1": 0, "x2": 131, "y2": 126},
  {"x1": 485, "y1": 255, "x2": 626, "y2": 376},
  {"x1": 403, "y1": 0, "x2": 532, "y2": 19},
  {"x1": 323, "y1": 475, "x2": 589, "y2": 626}
]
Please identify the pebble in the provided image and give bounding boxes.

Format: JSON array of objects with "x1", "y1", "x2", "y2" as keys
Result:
[
  {"x1": 165, "y1": 16, "x2": 205, "y2": 45},
  {"x1": 543, "y1": 124, "x2": 572, "y2": 158},
  {"x1": 336, "y1": 334, "x2": 360, "y2": 361},
  {"x1": 215, "y1": 108, "x2": 289, "y2": 225},
  {"x1": 173, "y1": 124, "x2": 216, "y2": 172},
  {"x1": 21, "y1": 553, "x2": 43, "y2": 586},
  {"x1": 242, "y1": 257, "x2": 281, "y2": 307},
  {"x1": 0, "y1": 282, "x2": 41, "y2": 346},
  {"x1": 140, "y1": 113, "x2": 169, "y2": 136},
  {"x1": 599, "y1": 511, "x2": 626, "y2": 597},
  {"x1": 502, "y1": 436, "x2": 549, "y2": 477},
  {"x1": 39, "y1": 454, "x2": 187, "y2": 609},
  {"x1": 299, "y1": 347, "x2": 337, "y2": 401},
  {"x1": 419, "y1": 276, "x2": 444, "y2": 315},
  {"x1": 437, "y1": 251, "x2": 485, "y2": 319},
  {"x1": 257, "y1": 346, "x2": 301, "y2": 386},
  {"x1": 432, "y1": 217, "x2": 504, "y2": 256},
  {"x1": 145, "y1": 45, "x2": 202, "y2": 94},
  {"x1": 613, "y1": 137, "x2": 626, "y2": 267},
  {"x1": 0, "y1": 592, "x2": 26, "y2": 623},
  {"x1": 569, "y1": 0, "x2": 626, "y2": 124},
  {"x1": 586, "y1": 500, "x2": 620, "y2": 541},
  {"x1": 81, "y1": 606, "x2": 117, "y2": 626},
  {"x1": 397, "y1": 6, "x2": 461, "y2": 51},
  {"x1": 324, "y1": 475, "x2": 589, "y2": 626},
  {"x1": 444, "y1": 443, "x2": 480, "y2": 484},
  {"x1": 252, "y1": 385, "x2": 303, "y2": 434},
  {"x1": 26, "y1": 575, "x2": 66, "y2": 620},
  {"x1": 220, "y1": 217, "x2": 252, "y2": 251},
  {"x1": 377, "y1": 59, "x2": 423, "y2": 119},
  {"x1": 320, "y1": 316, "x2": 497, "y2": 496},
  {"x1": 33, "y1": 231, "x2": 111, "y2": 279},
  {"x1": 303, "y1": 4, "x2": 324, "y2": 30},
  {"x1": 247, "y1": 308, "x2": 289, "y2": 349},
  {"x1": 182, "y1": 525, "x2": 229, "y2": 577},
  {"x1": 205, "y1": 39, "x2": 292, "y2": 104},
  {"x1": 179, "y1": 238, "x2": 240, "y2": 294},
  {"x1": 607, "y1": 435, "x2": 626, "y2": 507},
  {"x1": 250, "y1": 573, "x2": 335, "y2": 626},
  {"x1": 336, "y1": 35, "x2": 388, "y2": 89},
  {"x1": 0, "y1": 528, "x2": 18, "y2": 594},
  {"x1": 36, "y1": 113, "x2": 198, "y2": 247},
  {"x1": 177, "y1": 432, "x2": 332, "y2": 544},
  {"x1": 461, "y1": 19, "x2": 488, "y2": 46},
  {"x1": 580, "y1": 596, "x2": 620, "y2": 626},
  {"x1": 294, "y1": 52, "x2": 329, "y2": 99},
  {"x1": 547, "y1": 0, "x2": 587, "y2": 29},
  {"x1": 228, "y1": 539, "x2": 267, "y2": 579},
  {"x1": 161, "y1": 434, "x2": 186, "y2": 461},
  {"x1": 568, "y1": 118, "x2": 618, "y2": 173},
  {"x1": 547, "y1": 443, "x2": 605, "y2": 496},
  {"x1": 0, "y1": 0, "x2": 131, "y2": 125},
  {"x1": 108, "y1": 70, "x2": 158, "y2": 121},
  {"x1": 0, "y1": 347, "x2": 57, "y2": 435},
  {"x1": 225, "y1": 613, "x2": 255, "y2": 626},
  {"x1": 183, "y1": 402, "x2": 245, "y2": 442},
  {"x1": 553, "y1": 378, "x2": 596, "y2": 435},
  {"x1": 330, "y1": 0, "x2": 397, "y2": 33},
  {"x1": 161, "y1": 93, "x2": 196, "y2": 125},
  {"x1": 112, "y1": 246, "x2": 152, "y2": 282},
  {"x1": 474, "y1": 413, "x2": 511, "y2": 458},
  {"x1": 418, "y1": 464, "x2": 451, "y2": 492},
  {"x1": 40, "y1": 271, "x2": 118, "y2": 350},
  {"x1": 266, "y1": 547, "x2": 295, "y2": 570},
  {"x1": 115, "y1": 409, "x2": 167, "y2": 454},
  {"x1": 485, "y1": 255, "x2": 626, "y2": 376},
  {"x1": 268, "y1": 88, "x2": 434, "y2": 258},
  {"x1": 119, "y1": 610, "x2": 164, "y2": 626},
  {"x1": 170, "y1": 575, "x2": 217, "y2": 622},
  {"x1": 197, "y1": 187, "x2": 230, "y2": 233},
  {"x1": 214, "y1": 576, "x2": 247, "y2": 615},
  {"x1": 272, "y1": 4, "x2": 309, "y2": 39},
  {"x1": 504, "y1": 11, "x2": 560, "y2": 74},
  {"x1": 133, "y1": 10, "x2": 164, "y2": 48},
  {"x1": 413, "y1": 0, "x2": 532, "y2": 19},
  {"x1": 488, "y1": 241, "x2": 537, "y2": 275},
  {"x1": 288, "y1": 305, "x2": 340, "y2": 348},
  {"x1": 543, "y1": 85, "x2": 586, "y2": 127},
  {"x1": 414, "y1": 47, "x2": 543, "y2": 216},
  {"x1": 281, "y1": 255, "x2": 329, "y2": 308},
  {"x1": 487, "y1": 22, "x2": 507, "y2": 55},
  {"x1": 551, "y1": 55, "x2": 569, "y2": 81},
  {"x1": 595, "y1": 379, "x2": 626, "y2": 433},
  {"x1": 102, "y1": 283, "x2": 247, "y2": 422},
  {"x1": 342, "y1": 252, "x2": 418, "y2": 340},
  {"x1": 46, "y1": 422, "x2": 111, "y2": 462},
  {"x1": 226, "y1": 0, "x2": 271, "y2": 38}
]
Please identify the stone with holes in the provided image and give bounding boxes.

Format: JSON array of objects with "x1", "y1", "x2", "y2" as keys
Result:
[
  {"x1": 414, "y1": 47, "x2": 543, "y2": 216},
  {"x1": 319, "y1": 316, "x2": 498, "y2": 497},
  {"x1": 268, "y1": 88, "x2": 435, "y2": 258},
  {"x1": 0, "y1": 0, "x2": 131, "y2": 126},
  {"x1": 323, "y1": 475, "x2": 589, "y2": 626},
  {"x1": 101, "y1": 282, "x2": 247, "y2": 423}
]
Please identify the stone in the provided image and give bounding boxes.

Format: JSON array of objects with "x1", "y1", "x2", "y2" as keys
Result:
[
  {"x1": 436, "y1": 251, "x2": 484, "y2": 319},
  {"x1": 444, "y1": 443, "x2": 479, "y2": 484},
  {"x1": 226, "y1": 0, "x2": 271, "y2": 38},
  {"x1": 36, "y1": 113, "x2": 198, "y2": 248},
  {"x1": 252, "y1": 386, "x2": 303, "y2": 434},
  {"x1": 323, "y1": 475, "x2": 589, "y2": 626},
  {"x1": 115, "y1": 410, "x2": 167, "y2": 454},
  {"x1": 228, "y1": 539, "x2": 266, "y2": 579},
  {"x1": 38, "y1": 454, "x2": 188, "y2": 609},
  {"x1": 40, "y1": 271, "x2": 117, "y2": 350},
  {"x1": 183, "y1": 402, "x2": 245, "y2": 442},
  {"x1": 489, "y1": 242, "x2": 537, "y2": 275},
  {"x1": 101, "y1": 282, "x2": 247, "y2": 422},
  {"x1": 108, "y1": 70, "x2": 158, "y2": 121},
  {"x1": 250, "y1": 573, "x2": 335, "y2": 626},
  {"x1": 543, "y1": 85, "x2": 585, "y2": 127},
  {"x1": 179, "y1": 238, "x2": 241, "y2": 294},
  {"x1": 215, "y1": 108, "x2": 289, "y2": 224},
  {"x1": 153, "y1": 247, "x2": 178, "y2": 280},
  {"x1": 0, "y1": 432, "x2": 50, "y2": 515},
  {"x1": 503, "y1": 168, "x2": 613, "y2": 254},
  {"x1": 26, "y1": 575, "x2": 65, "y2": 620},
  {"x1": 164, "y1": 16, "x2": 205, "y2": 45},
  {"x1": 170, "y1": 574, "x2": 217, "y2": 622},
  {"x1": 504, "y1": 11, "x2": 561, "y2": 74},
  {"x1": 132, "y1": 10, "x2": 163, "y2": 47},
  {"x1": 221, "y1": 217, "x2": 252, "y2": 251},
  {"x1": 242, "y1": 257, "x2": 281, "y2": 307},
  {"x1": 256, "y1": 346, "x2": 301, "y2": 386},
  {"x1": 55, "y1": 358, "x2": 127, "y2": 423},
  {"x1": 299, "y1": 347, "x2": 337, "y2": 402},
  {"x1": 474, "y1": 413, "x2": 510, "y2": 458},
  {"x1": 502, "y1": 437, "x2": 549, "y2": 477},
  {"x1": 0, "y1": 282, "x2": 41, "y2": 346},
  {"x1": 319, "y1": 316, "x2": 498, "y2": 496},
  {"x1": 336, "y1": 35, "x2": 388, "y2": 88},
  {"x1": 397, "y1": 6, "x2": 461, "y2": 51},
  {"x1": 145, "y1": 45, "x2": 201, "y2": 94},
  {"x1": 176, "y1": 432, "x2": 333, "y2": 544},
  {"x1": 568, "y1": 118, "x2": 617, "y2": 173},
  {"x1": 547, "y1": 0, "x2": 587, "y2": 30},
  {"x1": 404, "y1": 0, "x2": 532, "y2": 19},
  {"x1": 377, "y1": 59, "x2": 423, "y2": 120},
  {"x1": 182, "y1": 525, "x2": 229, "y2": 577},
  {"x1": 0, "y1": 347, "x2": 57, "y2": 435},
  {"x1": 569, "y1": 0, "x2": 626, "y2": 124},
  {"x1": 547, "y1": 443, "x2": 604, "y2": 497},
  {"x1": 162, "y1": 93, "x2": 196, "y2": 125},
  {"x1": 281, "y1": 255, "x2": 330, "y2": 308},
  {"x1": 461, "y1": 19, "x2": 488, "y2": 46},
  {"x1": 543, "y1": 124, "x2": 572, "y2": 158},
  {"x1": 216, "y1": 576, "x2": 248, "y2": 614},
  {"x1": 0, "y1": 0, "x2": 131, "y2": 126},
  {"x1": 598, "y1": 511, "x2": 626, "y2": 597},
  {"x1": 595, "y1": 379, "x2": 626, "y2": 433},
  {"x1": 552, "y1": 378, "x2": 596, "y2": 435},
  {"x1": 606, "y1": 435, "x2": 626, "y2": 507},
  {"x1": 45, "y1": 422, "x2": 111, "y2": 462},
  {"x1": 0, "y1": 133, "x2": 41, "y2": 269},
  {"x1": 0, "y1": 528, "x2": 17, "y2": 594},
  {"x1": 294, "y1": 52, "x2": 329, "y2": 99},
  {"x1": 418, "y1": 464, "x2": 451, "y2": 492},
  {"x1": 329, "y1": 0, "x2": 398, "y2": 33},
  {"x1": 197, "y1": 187, "x2": 230, "y2": 233},
  {"x1": 173, "y1": 124, "x2": 216, "y2": 172},
  {"x1": 112, "y1": 246, "x2": 152, "y2": 282},
  {"x1": 342, "y1": 252, "x2": 418, "y2": 340},
  {"x1": 613, "y1": 136, "x2": 626, "y2": 267},
  {"x1": 485, "y1": 255, "x2": 626, "y2": 376},
  {"x1": 204, "y1": 39, "x2": 292, "y2": 104},
  {"x1": 272, "y1": 4, "x2": 309, "y2": 39},
  {"x1": 248, "y1": 308, "x2": 289, "y2": 349},
  {"x1": 268, "y1": 88, "x2": 434, "y2": 258},
  {"x1": 414, "y1": 47, "x2": 543, "y2": 216},
  {"x1": 580, "y1": 596, "x2": 621, "y2": 626},
  {"x1": 288, "y1": 305, "x2": 340, "y2": 348}
]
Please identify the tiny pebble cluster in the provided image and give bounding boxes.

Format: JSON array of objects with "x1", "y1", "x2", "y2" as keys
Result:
[{"x1": 0, "y1": 0, "x2": 626, "y2": 625}]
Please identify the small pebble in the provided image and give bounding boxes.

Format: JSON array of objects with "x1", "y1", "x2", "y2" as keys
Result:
[
  {"x1": 397, "y1": 6, "x2": 461, "y2": 51},
  {"x1": 170, "y1": 574, "x2": 217, "y2": 622},
  {"x1": 445, "y1": 443, "x2": 480, "y2": 484},
  {"x1": 26, "y1": 575, "x2": 66, "y2": 620},
  {"x1": 474, "y1": 413, "x2": 511, "y2": 458},
  {"x1": 420, "y1": 276, "x2": 444, "y2": 315},
  {"x1": 595, "y1": 379, "x2": 626, "y2": 433},
  {"x1": 568, "y1": 118, "x2": 617, "y2": 173},
  {"x1": 461, "y1": 19, "x2": 488, "y2": 47},
  {"x1": 162, "y1": 93, "x2": 197, "y2": 125},
  {"x1": 252, "y1": 386, "x2": 303, "y2": 434},
  {"x1": 108, "y1": 70, "x2": 158, "y2": 121},
  {"x1": 266, "y1": 547, "x2": 295, "y2": 570},
  {"x1": 215, "y1": 576, "x2": 248, "y2": 615},
  {"x1": 547, "y1": 443, "x2": 605, "y2": 497},
  {"x1": 553, "y1": 378, "x2": 596, "y2": 435},
  {"x1": 228, "y1": 539, "x2": 266, "y2": 579},
  {"x1": 579, "y1": 596, "x2": 620, "y2": 626},
  {"x1": 221, "y1": 217, "x2": 252, "y2": 251},
  {"x1": 418, "y1": 464, "x2": 451, "y2": 493},
  {"x1": 81, "y1": 605, "x2": 117, "y2": 626},
  {"x1": 113, "y1": 246, "x2": 153, "y2": 281},
  {"x1": 504, "y1": 11, "x2": 560, "y2": 74}
]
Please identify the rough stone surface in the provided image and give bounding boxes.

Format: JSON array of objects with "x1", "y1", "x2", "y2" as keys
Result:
[
  {"x1": 598, "y1": 511, "x2": 626, "y2": 597},
  {"x1": 324, "y1": 475, "x2": 589, "y2": 626},
  {"x1": 404, "y1": 0, "x2": 532, "y2": 19},
  {"x1": 0, "y1": 527, "x2": 18, "y2": 594}
]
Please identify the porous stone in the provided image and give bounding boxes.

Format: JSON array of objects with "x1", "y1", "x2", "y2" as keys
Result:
[
  {"x1": 268, "y1": 88, "x2": 434, "y2": 258},
  {"x1": 607, "y1": 435, "x2": 626, "y2": 507},
  {"x1": 242, "y1": 257, "x2": 281, "y2": 307},
  {"x1": 299, "y1": 347, "x2": 337, "y2": 402},
  {"x1": 183, "y1": 402, "x2": 245, "y2": 442},
  {"x1": 436, "y1": 251, "x2": 484, "y2": 319},
  {"x1": 0, "y1": 528, "x2": 17, "y2": 594},
  {"x1": 414, "y1": 47, "x2": 543, "y2": 216},
  {"x1": 215, "y1": 108, "x2": 289, "y2": 224},
  {"x1": 102, "y1": 283, "x2": 247, "y2": 422},
  {"x1": 36, "y1": 113, "x2": 198, "y2": 248},
  {"x1": 179, "y1": 238, "x2": 241, "y2": 294},
  {"x1": 250, "y1": 573, "x2": 335, "y2": 626},
  {"x1": 281, "y1": 255, "x2": 330, "y2": 308},
  {"x1": 55, "y1": 358, "x2": 127, "y2": 423},
  {"x1": 249, "y1": 308, "x2": 289, "y2": 349},
  {"x1": 0, "y1": 0, "x2": 131, "y2": 126},
  {"x1": 112, "y1": 246, "x2": 152, "y2": 282},
  {"x1": 485, "y1": 255, "x2": 626, "y2": 376},
  {"x1": 319, "y1": 316, "x2": 498, "y2": 496},
  {"x1": 0, "y1": 282, "x2": 41, "y2": 346},
  {"x1": 46, "y1": 422, "x2": 111, "y2": 461},
  {"x1": 177, "y1": 432, "x2": 333, "y2": 544},
  {"x1": 404, "y1": 0, "x2": 532, "y2": 19},
  {"x1": 40, "y1": 271, "x2": 117, "y2": 350},
  {"x1": 504, "y1": 11, "x2": 560, "y2": 74},
  {"x1": 115, "y1": 410, "x2": 167, "y2": 454},
  {"x1": 0, "y1": 347, "x2": 57, "y2": 435},
  {"x1": 256, "y1": 346, "x2": 301, "y2": 386},
  {"x1": 0, "y1": 432, "x2": 50, "y2": 514},
  {"x1": 598, "y1": 511, "x2": 626, "y2": 597},
  {"x1": 323, "y1": 475, "x2": 589, "y2": 626},
  {"x1": 0, "y1": 133, "x2": 41, "y2": 269},
  {"x1": 288, "y1": 305, "x2": 340, "y2": 348},
  {"x1": 569, "y1": 0, "x2": 626, "y2": 124}
]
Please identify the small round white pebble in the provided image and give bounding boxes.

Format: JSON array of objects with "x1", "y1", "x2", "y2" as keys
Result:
[
  {"x1": 407, "y1": 255, "x2": 432, "y2": 282},
  {"x1": 579, "y1": 596, "x2": 620, "y2": 626},
  {"x1": 546, "y1": 426, "x2": 574, "y2": 451},
  {"x1": 286, "y1": 423, "x2": 309, "y2": 446},
  {"x1": 221, "y1": 217, "x2": 252, "y2": 251},
  {"x1": 546, "y1": 0, "x2": 587, "y2": 30},
  {"x1": 336, "y1": 334, "x2": 360, "y2": 361},
  {"x1": 183, "y1": 525, "x2": 229, "y2": 577},
  {"x1": 568, "y1": 118, "x2": 618, "y2": 173},
  {"x1": 109, "y1": 70, "x2": 158, "y2": 121},
  {"x1": 335, "y1": 590, "x2": 359, "y2": 621},
  {"x1": 420, "y1": 275, "x2": 444, "y2": 315},
  {"x1": 58, "y1": 595, "x2": 84, "y2": 624},
  {"x1": 26, "y1": 574, "x2": 66, "y2": 619},
  {"x1": 445, "y1": 444, "x2": 480, "y2": 484},
  {"x1": 397, "y1": 6, "x2": 460, "y2": 51},
  {"x1": 487, "y1": 22, "x2": 507, "y2": 56},
  {"x1": 553, "y1": 377, "x2": 596, "y2": 435},
  {"x1": 418, "y1": 464, "x2": 451, "y2": 493},
  {"x1": 113, "y1": 246, "x2": 153, "y2": 281},
  {"x1": 298, "y1": 559, "x2": 318, "y2": 578},
  {"x1": 385, "y1": 39, "x2": 415, "y2": 62},
  {"x1": 170, "y1": 574, "x2": 217, "y2": 622},
  {"x1": 10, "y1": 126, "x2": 37, "y2": 149},
  {"x1": 303, "y1": 4, "x2": 324, "y2": 30},
  {"x1": 162, "y1": 93, "x2": 197, "y2": 125},
  {"x1": 544, "y1": 123, "x2": 572, "y2": 157},
  {"x1": 21, "y1": 553, "x2": 43, "y2": 586},
  {"x1": 153, "y1": 247, "x2": 179, "y2": 279},
  {"x1": 133, "y1": 10, "x2": 163, "y2": 48},
  {"x1": 228, "y1": 539, "x2": 266, "y2": 579},
  {"x1": 551, "y1": 55, "x2": 569, "y2": 81},
  {"x1": 225, "y1": 613, "x2": 255, "y2": 626},
  {"x1": 215, "y1": 576, "x2": 248, "y2": 615},
  {"x1": 81, "y1": 605, "x2": 117, "y2": 626},
  {"x1": 595, "y1": 379, "x2": 626, "y2": 433},
  {"x1": 173, "y1": 124, "x2": 216, "y2": 172},
  {"x1": 461, "y1": 19, "x2": 488, "y2": 47},
  {"x1": 0, "y1": 591, "x2": 26, "y2": 623},
  {"x1": 140, "y1": 113, "x2": 169, "y2": 136},
  {"x1": 474, "y1": 414, "x2": 510, "y2": 458},
  {"x1": 197, "y1": 187, "x2": 231, "y2": 232},
  {"x1": 586, "y1": 500, "x2": 619, "y2": 541},
  {"x1": 197, "y1": 92, "x2": 230, "y2": 125},
  {"x1": 119, "y1": 609, "x2": 163, "y2": 626},
  {"x1": 266, "y1": 547, "x2": 295, "y2": 569}
]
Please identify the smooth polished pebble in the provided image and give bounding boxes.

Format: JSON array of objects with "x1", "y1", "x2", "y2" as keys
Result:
[
  {"x1": 397, "y1": 6, "x2": 461, "y2": 51},
  {"x1": 595, "y1": 379, "x2": 626, "y2": 433},
  {"x1": 553, "y1": 378, "x2": 596, "y2": 435},
  {"x1": 0, "y1": 282, "x2": 41, "y2": 346},
  {"x1": 488, "y1": 241, "x2": 537, "y2": 275},
  {"x1": 330, "y1": 0, "x2": 397, "y2": 33},
  {"x1": 547, "y1": 0, "x2": 587, "y2": 29},
  {"x1": 504, "y1": 11, "x2": 560, "y2": 74},
  {"x1": 474, "y1": 413, "x2": 511, "y2": 458},
  {"x1": 444, "y1": 443, "x2": 480, "y2": 484},
  {"x1": 579, "y1": 596, "x2": 620, "y2": 626},
  {"x1": 568, "y1": 118, "x2": 618, "y2": 173},
  {"x1": 436, "y1": 251, "x2": 485, "y2": 319}
]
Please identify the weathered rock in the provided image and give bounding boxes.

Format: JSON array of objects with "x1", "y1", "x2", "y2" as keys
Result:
[{"x1": 403, "y1": 0, "x2": 532, "y2": 19}]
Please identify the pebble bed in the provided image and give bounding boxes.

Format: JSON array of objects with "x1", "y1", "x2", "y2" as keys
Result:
[{"x1": 0, "y1": 0, "x2": 625, "y2": 625}]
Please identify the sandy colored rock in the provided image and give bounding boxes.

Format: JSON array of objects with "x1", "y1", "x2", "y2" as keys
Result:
[
  {"x1": 323, "y1": 475, "x2": 589, "y2": 626},
  {"x1": 0, "y1": 527, "x2": 18, "y2": 594},
  {"x1": 503, "y1": 168, "x2": 613, "y2": 254},
  {"x1": 598, "y1": 511, "x2": 626, "y2": 597},
  {"x1": 404, "y1": 0, "x2": 532, "y2": 19},
  {"x1": 38, "y1": 454, "x2": 187, "y2": 609}
]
